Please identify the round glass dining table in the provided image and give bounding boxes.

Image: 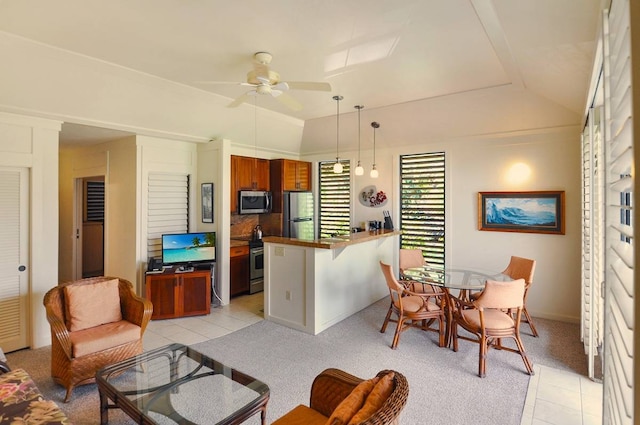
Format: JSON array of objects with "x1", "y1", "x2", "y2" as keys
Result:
[
  {"x1": 403, "y1": 265, "x2": 509, "y2": 298},
  {"x1": 402, "y1": 265, "x2": 510, "y2": 347}
]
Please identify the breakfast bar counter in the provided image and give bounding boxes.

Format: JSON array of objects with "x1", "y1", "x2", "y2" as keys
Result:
[{"x1": 262, "y1": 230, "x2": 401, "y2": 335}]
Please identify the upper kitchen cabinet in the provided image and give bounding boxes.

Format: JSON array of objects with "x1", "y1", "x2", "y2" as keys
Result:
[
  {"x1": 231, "y1": 155, "x2": 270, "y2": 212},
  {"x1": 271, "y1": 159, "x2": 312, "y2": 192}
]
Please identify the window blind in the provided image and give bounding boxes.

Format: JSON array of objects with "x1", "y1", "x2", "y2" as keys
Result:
[
  {"x1": 399, "y1": 152, "x2": 445, "y2": 267},
  {"x1": 602, "y1": 0, "x2": 635, "y2": 423},
  {"x1": 318, "y1": 161, "x2": 351, "y2": 238},
  {"x1": 147, "y1": 173, "x2": 189, "y2": 260},
  {"x1": 581, "y1": 105, "x2": 605, "y2": 381}
]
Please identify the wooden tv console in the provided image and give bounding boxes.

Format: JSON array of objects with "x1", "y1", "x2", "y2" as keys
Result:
[{"x1": 145, "y1": 268, "x2": 211, "y2": 320}]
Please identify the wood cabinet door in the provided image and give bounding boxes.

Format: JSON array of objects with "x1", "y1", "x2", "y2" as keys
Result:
[
  {"x1": 181, "y1": 271, "x2": 211, "y2": 316},
  {"x1": 146, "y1": 274, "x2": 178, "y2": 319},
  {"x1": 296, "y1": 161, "x2": 312, "y2": 191},
  {"x1": 230, "y1": 254, "x2": 250, "y2": 296},
  {"x1": 236, "y1": 156, "x2": 256, "y2": 190},
  {"x1": 230, "y1": 155, "x2": 240, "y2": 212},
  {"x1": 282, "y1": 160, "x2": 298, "y2": 191},
  {"x1": 255, "y1": 158, "x2": 270, "y2": 191}
]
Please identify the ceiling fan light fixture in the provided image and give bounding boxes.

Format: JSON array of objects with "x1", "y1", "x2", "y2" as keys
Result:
[{"x1": 333, "y1": 95, "x2": 344, "y2": 174}]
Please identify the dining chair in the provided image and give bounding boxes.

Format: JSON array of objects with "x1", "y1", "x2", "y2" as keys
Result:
[
  {"x1": 451, "y1": 278, "x2": 534, "y2": 377},
  {"x1": 471, "y1": 256, "x2": 538, "y2": 336},
  {"x1": 379, "y1": 261, "x2": 445, "y2": 349},
  {"x1": 399, "y1": 248, "x2": 437, "y2": 295}
]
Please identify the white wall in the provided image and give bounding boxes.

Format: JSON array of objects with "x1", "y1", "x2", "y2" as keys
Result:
[
  {"x1": 0, "y1": 112, "x2": 61, "y2": 349},
  {"x1": 303, "y1": 126, "x2": 582, "y2": 322}
]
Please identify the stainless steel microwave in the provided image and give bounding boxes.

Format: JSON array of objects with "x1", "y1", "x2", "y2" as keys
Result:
[{"x1": 238, "y1": 190, "x2": 272, "y2": 214}]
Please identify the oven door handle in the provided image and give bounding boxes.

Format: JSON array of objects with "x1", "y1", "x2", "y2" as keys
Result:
[{"x1": 252, "y1": 247, "x2": 264, "y2": 255}]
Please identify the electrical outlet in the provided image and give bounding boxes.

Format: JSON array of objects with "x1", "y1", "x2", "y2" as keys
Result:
[
  {"x1": 285, "y1": 290, "x2": 291, "y2": 301},
  {"x1": 275, "y1": 246, "x2": 285, "y2": 256}
]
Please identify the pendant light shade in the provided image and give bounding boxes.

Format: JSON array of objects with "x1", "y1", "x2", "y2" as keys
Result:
[
  {"x1": 333, "y1": 95, "x2": 344, "y2": 174},
  {"x1": 370, "y1": 121, "x2": 380, "y2": 178},
  {"x1": 354, "y1": 105, "x2": 364, "y2": 176}
]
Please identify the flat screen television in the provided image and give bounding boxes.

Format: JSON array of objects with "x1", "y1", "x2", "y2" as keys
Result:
[{"x1": 161, "y1": 232, "x2": 216, "y2": 267}]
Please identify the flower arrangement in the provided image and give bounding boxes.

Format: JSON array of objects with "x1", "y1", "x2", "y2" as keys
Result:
[{"x1": 370, "y1": 190, "x2": 387, "y2": 207}]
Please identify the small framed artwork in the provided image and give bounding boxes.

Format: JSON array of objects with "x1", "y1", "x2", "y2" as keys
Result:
[
  {"x1": 478, "y1": 191, "x2": 565, "y2": 235},
  {"x1": 201, "y1": 183, "x2": 213, "y2": 223}
]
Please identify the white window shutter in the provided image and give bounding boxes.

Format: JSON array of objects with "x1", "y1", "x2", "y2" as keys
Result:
[{"x1": 147, "y1": 173, "x2": 189, "y2": 260}]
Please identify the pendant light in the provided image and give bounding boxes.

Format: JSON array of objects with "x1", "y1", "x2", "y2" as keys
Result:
[
  {"x1": 333, "y1": 95, "x2": 344, "y2": 174},
  {"x1": 354, "y1": 105, "x2": 364, "y2": 176},
  {"x1": 370, "y1": 121, "x2": 380, "y2": 178}
]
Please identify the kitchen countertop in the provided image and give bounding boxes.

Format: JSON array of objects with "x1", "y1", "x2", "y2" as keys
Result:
[{"x1": 262, "y1": 229, "x2": 401, "y2": 249}]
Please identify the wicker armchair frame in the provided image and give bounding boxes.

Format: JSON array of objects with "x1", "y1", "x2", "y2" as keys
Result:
[
  {"x1": 309, "y1": 368, "x2": 409, "y2": 425},
  {"x1": 43, "y1": 276, "x2": 153, "y2": 402}
]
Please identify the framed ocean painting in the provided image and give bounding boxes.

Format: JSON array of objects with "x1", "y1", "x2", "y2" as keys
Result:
[{"x1": 478, "y1": 191, "x2": 565, "y2": 235}]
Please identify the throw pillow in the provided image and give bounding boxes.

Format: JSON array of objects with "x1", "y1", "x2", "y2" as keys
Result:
[
  {"x1": 347, "y1": 372, "x2": 395, "y2": 424},
  {"x1": 64, "y1": 278, "x2": 122, "y2": 332},
  {"x1": 325, "y1": 377, "x2": 379, "y2": 425}
]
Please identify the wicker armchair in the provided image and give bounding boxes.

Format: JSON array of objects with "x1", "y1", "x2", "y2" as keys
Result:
[
  {"x1": 273, "y1": 368, "x2": 409, "y2": 425},
  {"x1": 43, "y1": 276, "x2": 153, "y2": 402}
]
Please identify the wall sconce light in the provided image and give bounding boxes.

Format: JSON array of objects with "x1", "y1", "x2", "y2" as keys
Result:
[
  {"x1": 370, "y1": 121, "x2": 380, "y2": 178},
  {"x1": 333, "y1": 95, "x2": 344, "y2": 174},
  {"x1": 354, "y1": 105, "x2": 364, "y2": 176}
]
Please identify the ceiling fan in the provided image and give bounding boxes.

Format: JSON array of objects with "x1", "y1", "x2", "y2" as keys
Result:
[{"x1": 200, "y1": 52, "x2": 332, "y2": 111}]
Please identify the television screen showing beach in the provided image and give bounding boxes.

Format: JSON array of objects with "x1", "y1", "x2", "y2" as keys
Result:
[{"x1": 162, "y1": 232, "x2": 216, "y2": 263}]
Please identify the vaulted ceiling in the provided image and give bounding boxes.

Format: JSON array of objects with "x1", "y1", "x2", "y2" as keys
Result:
[{"x1": 0, "y1": 0, "x2": 605, "y2": 152}]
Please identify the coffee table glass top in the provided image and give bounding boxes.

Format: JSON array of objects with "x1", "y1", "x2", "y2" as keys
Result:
[{"x1": 96, "y1": 343, "x2": 269, "y2": 425}]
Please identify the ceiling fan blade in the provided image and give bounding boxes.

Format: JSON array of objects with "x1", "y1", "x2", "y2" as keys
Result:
[
  {"x1": 271, "y1": 89, "x2": 283, "y2": 97},
  {"x1": 286, "y1": 81, "x2": 332, "y2": 92},
  {"x1": 227, "y1": 92, "x2": 252, "y2": 108},
  {"x1": 275, "y1": 92, "x2": 303, "y2": 111},
  {"x1": 272, "y1": 82, "x2": 289, "y2": 92}
]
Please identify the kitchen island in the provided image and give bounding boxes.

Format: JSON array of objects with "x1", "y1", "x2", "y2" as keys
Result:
[{"x1": 262, "y1": 229, "x2": 401, "y2": 335}]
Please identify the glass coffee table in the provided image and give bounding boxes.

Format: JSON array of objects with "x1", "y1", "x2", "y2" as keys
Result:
[{"x1": 96, "y1": 343, "x2": 270, "y2": 425}]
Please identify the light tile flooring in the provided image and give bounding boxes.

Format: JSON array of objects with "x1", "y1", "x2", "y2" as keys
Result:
[{"x1": 146, "y1": 293, "x2": 603, "y2": 425}]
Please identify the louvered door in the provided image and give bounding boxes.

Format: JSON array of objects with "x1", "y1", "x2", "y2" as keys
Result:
[{"x1": 0, "y1": 167, "x2": 29, "y2": 352}]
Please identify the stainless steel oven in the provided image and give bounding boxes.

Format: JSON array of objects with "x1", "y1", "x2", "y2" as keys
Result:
[{"x1": 249, "y1": 243, "x2": 264, "y2": 294}]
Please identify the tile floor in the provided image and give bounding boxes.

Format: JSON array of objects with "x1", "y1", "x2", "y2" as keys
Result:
[{"x1": 145, "y1": 292, "x2": 603, "y2": 425}]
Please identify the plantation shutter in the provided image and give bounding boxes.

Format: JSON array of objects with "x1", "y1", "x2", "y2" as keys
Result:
[
  {"x1": 399, "y1": 152, "x2": 445, "y2": 267},
  {"x1": 318, "y1": 161, "x2": 351, "y2": 238},
  {"x1": 602, "y1": 1, "x2": 635, "y2": 423},
  {"x1": 147, "y1": 173, "x2": 189, "y2": 260},
  {"x1": 581, "y1": 105, "x2": 605, "y2": 381}
]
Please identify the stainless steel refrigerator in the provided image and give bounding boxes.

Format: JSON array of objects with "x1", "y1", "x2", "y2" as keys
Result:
[{"x1": 283, "y1": 191, "x2": 315, "y2": 240}]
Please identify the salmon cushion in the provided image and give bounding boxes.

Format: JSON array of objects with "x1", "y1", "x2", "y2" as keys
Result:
[
  {"x1": 64, "y1": 279, "x2": 122, "y2": 332},
  {"x1": 325, "y1": 377, "x2": 379, "y2": 425},
  {"x1": 347, "y1": 372, "x2": 395, "y2": 424}
]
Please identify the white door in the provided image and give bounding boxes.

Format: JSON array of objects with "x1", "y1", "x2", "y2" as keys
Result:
[{"x1": 0, "y1": 167, "x2": 29, "y2": 352}]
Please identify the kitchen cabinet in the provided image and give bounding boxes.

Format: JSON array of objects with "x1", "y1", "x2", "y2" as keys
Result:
[
  {"x1": 230, "y1": 245, "x2": 250, "y2": 296},
  {"x1": 145, "y1": 269, "x2": 211, "y2": 319},
  {"x1": 270, "y1": 159, "x2": 312, "y2": 214},
  {"x1": 231, "y1": 155, "x2": 270, "y2": 213},
  {"x1": 271, "y1": 159, "x2": 311, "y2": 192}
]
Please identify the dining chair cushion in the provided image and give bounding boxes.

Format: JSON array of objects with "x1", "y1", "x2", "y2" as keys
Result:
[
  {"x1": 394, "y1": 296, "x2": 440, "y2": 313},
  {"x1": 64, "y1": 278, "x2": 122, "y2": 332},
  {"x1": 326, "y1": 376, "x2": 379, "y2": 425},
  {"x1": 461, "y1": 309, "x2": 515, "y2": 330},
  {"x1": 475, "y1": 279, "x2": 525, "y2": 309},
  {"x1": 347, "y1": 372, "x2": 395, "y2": 424},
  {"x1": 69, "y1": 320, "x2": 141, "y2": 358}
]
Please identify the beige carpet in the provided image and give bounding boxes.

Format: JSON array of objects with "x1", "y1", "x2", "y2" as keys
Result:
[{"x1": 5, "y1": 298, "x2": 586, "y2": 424}]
